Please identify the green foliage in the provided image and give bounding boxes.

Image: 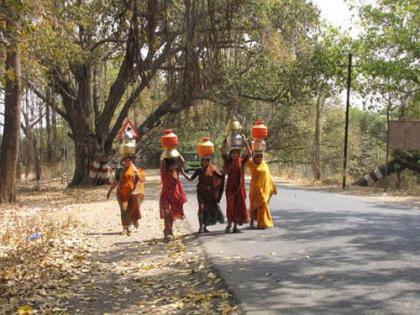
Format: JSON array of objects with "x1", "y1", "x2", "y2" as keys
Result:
[
  {"x1": 2, "y1": 0, "x2": 417, "y2": 186},
  {"x1": 348, "y1": 107, "x2": 387, "y2": 176},
  {"x1": 354, "y1": 0, "x2": 419, "y2": 114}
]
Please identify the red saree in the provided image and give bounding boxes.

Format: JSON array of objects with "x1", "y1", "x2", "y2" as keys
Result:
[
  {"x1": 159, "y1": 160, "x2": 187, "y2": 222},
  {"x1": 224, "y1": 155, "x2": 249, "y2": 225}
]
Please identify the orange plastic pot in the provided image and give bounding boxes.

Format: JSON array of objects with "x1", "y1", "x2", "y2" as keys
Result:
[
  {"x1": 252, "y1": 120, "x2": 268, "y2": 139},
  {"x1": 197, "y1": 137, "x2": 214, "y2": 157},
  {"x1": 160, "y1": 129, "x2": 178, "y2": 148}
]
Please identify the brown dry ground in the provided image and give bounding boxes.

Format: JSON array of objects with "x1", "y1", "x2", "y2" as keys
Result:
[{"x1": 0, "y1": 176, "x2": 242, "y2": 315}]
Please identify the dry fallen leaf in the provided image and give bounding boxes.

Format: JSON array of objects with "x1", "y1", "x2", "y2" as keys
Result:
[
  {"x1": 1, "y1": 181, "x2": 241, "y2": 315},
  {"x1": 17, "y1": 305, "x2": 32, "y2": 315},
  {"x1": 207, "y1": 272, "x2": 216, "y2": 279}
]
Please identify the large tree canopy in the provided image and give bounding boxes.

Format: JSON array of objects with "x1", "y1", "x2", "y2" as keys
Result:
[
  {"x1": 3, "y1": 0, "x2": 415, "y2": 192},
  {"x1": 27, "y1": 0, "x2": 245, "y2": 185},
  {"x1": 23, "y1": 0, "x2": 333, "y2": 186}
]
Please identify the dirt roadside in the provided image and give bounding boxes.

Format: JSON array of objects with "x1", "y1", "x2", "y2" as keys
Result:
[{"x1": 0, "y1": 179, "x2": 243, "y2": 315}]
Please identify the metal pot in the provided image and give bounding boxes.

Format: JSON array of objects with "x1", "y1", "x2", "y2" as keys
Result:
[
  {"x1": 252, "y1": 139, "x2": 266, "y2": 152},
  {"x1": 161, "y1": 148, "x2": 180, "y2": 160},
  {"x1": 227, "y1": 132, "x2": 243, "y2": 148}
]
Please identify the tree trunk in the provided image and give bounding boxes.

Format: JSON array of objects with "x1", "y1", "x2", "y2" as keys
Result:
[
  {"x1": 0, "y1": 38, "x2": 21, "y2": 203},
  {"x1": 25, "y1": 129, "x2": 36, "y2": 179},
  {"x1": 45, "y1": 102, "x2": 52, "y2": 179},
  {"x1": 354, "y1": 154, "x2": 420, "y2": 186},
  {"x1": 34, "y1": 136, "x2": 42, "y2": 181},
  {"x1": 46, "y1": 102, "x2": 52, "y2": 163},
  {"x1": 36, "y1": 99, "x2": 43, "y2": 180},
  {"x1": 396, "y1": 170, "x2": 402, "y2": 190},
  {"x1": 51, "y1": 94, "x2": 59, "y2": 170},
  {"x1": 52, "y1": 104, "x2": 58, "y2": 152},
  {"x1": 16, "y1": 139, "x2": 23, "y2": 181},
  {"x1": 70, "y1": 136, "x2": 98, "y2": 186}
]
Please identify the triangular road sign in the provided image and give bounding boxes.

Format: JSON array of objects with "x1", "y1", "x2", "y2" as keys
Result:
[{"x1": 118, "y1": 119, "x2": 139, "y2": 140}]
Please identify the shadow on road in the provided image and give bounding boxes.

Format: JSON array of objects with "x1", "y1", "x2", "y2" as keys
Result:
[
  {"x1": 180, "y1": 176, "x2": 420, "y2": 314},
  {"x1": 203, "y1": 205, "x2": 420, "y2": 314}
]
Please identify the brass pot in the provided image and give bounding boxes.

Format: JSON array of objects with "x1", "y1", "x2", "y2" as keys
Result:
[
  {"x1": 225, "y1": 119, "x2": 243, "y2": 134},
  {"x1": 119, "y1": 141, "x2": 136, "y2": 157}
]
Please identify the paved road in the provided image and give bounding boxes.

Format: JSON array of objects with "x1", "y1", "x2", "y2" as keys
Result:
[{"x1": 182, "y1": 179, "x2": 420, "y2": 315}]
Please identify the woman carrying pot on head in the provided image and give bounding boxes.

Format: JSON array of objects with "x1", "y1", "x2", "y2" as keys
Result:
[
  {"x1": 221, "y1": 134, "x2": 251, "y2": 233},
  {"x1": 247, "y1": 150, "x2": 277, "y2": 229},
  {"x1": 160, "y1": 149, "x2": 188, "y2": 242},
  {"x1": 107, "y1": 154, "x2": 145, "y2": 236},
  {"x1": 185, "y1": 137, "x2": 225, "y2": 234}
]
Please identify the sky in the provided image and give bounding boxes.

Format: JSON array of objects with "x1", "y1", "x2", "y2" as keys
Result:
[{"x1": 311, "y1": 0, "x2": 359, "y2": 35}]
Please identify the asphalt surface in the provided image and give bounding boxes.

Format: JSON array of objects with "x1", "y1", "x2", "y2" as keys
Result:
[{"x1": 182, "y1": 179, "x2": 420, "y2": 315}]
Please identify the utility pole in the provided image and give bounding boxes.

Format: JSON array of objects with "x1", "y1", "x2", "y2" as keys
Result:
[
  {"x1": 384, "y1": 91, "x2": 391, "y2": 193},
  {"x1": 342, "y1": 52, "x2": 352, "y2": 190}
]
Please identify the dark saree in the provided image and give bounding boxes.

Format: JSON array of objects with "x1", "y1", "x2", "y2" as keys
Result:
[{"x1": 191, "y1": 164, "x2": 225, "y2": 226}]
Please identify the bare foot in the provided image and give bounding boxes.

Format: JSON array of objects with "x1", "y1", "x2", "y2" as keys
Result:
[{"x1": 121, "y1": 228, "x2": 129, "y2": 235}]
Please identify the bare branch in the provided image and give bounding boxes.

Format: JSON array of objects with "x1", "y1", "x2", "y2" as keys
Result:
[
  {"x1": 137, "y1": 94, "x2": 180, "y2": 136},
  {"x1": 104, "y1": 79, "x2": 149, "y2": 152},
  {"x1": 20, "y1": 122, "x2": 27, "y2": 133},
  {"x1": 24, "y1": 79, "x2": 70, "y2": 121},
  {"x1": 99, "y1": 31, "x2": 179, "y2": 138},
  {"x1": 29, "y1": 112, "x2": 46, "y2": 129}
]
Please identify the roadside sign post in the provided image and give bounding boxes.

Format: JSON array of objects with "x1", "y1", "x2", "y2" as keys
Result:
[
  {"x1": 387, "y1": 120, "x2": 420, "y2": 191},
  {"x1": 388, "y1": 121, "x2": 420, "y2": 150}
]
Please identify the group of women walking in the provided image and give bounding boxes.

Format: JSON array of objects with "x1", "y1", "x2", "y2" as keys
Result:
[{"x1": 107, "y1": 120, "x2": 277, "y2": 242}]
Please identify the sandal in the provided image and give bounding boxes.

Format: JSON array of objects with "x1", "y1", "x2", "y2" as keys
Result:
[{"x1": 224, "y1": 225, "x2": 232, "y2": 233}]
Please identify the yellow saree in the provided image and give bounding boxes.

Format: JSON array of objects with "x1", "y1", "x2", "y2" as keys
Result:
[{"x1": 247, "y1": 160, "x2": 277, "y2": 228}]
